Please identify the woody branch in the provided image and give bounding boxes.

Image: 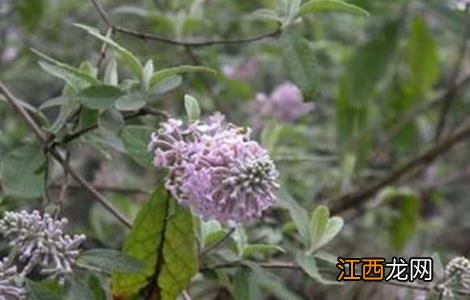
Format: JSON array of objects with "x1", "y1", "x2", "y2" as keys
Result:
[{"x1": 0, "y1": 80, "x2": 132, "y2": 228}]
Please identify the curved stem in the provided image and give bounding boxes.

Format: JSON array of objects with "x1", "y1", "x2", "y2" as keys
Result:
[
  {"x1": 330, "y1": 120, "x2": 470, "y2": 215},
  {"x1": 0, "y1": 80, "x2": 132, "y2": 228},
  {"x1": 88, "y1": 0, "x2": 281, "y2": 47}
]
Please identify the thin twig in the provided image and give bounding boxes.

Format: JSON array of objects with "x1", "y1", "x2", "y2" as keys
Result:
[
  {"x1": 96, "y1": 27, "x2": 114, "y2": 69},
  {"x1": 0, "y1": 80, "x2": 132, "y2": 228},
  {"x1": 434, "y1": 4, "x2": 470, "y2": 142},
  {"x1": 88, "y1": 0, "x2": 281, "y2": 47},
  {"x1": 330, "y1": 120, "x2": 470, "y2": 215},
  {"x1": 417, "y1": 165, "x2": 470, "y2": 192},
  {"x1": 89, "y1": 0, "x2": 112, "y2": 27},
  {"x1": 386, "y1": 73, "x2": 470, "y2": 143},
  {"x1": 55, "y1": 150, "x2": 70, "y2": 217},
  {"x1": 201, "y1": 261, "x2": 470, "y2": 296},
  {"x1": 114, "y1": 25, "x2": 282, "y2": 47},
  {"x1": 199, "y1": 228, "x2": 236, "y2": 258},
  {"x1": 50, "y1": 182, "x2": 151, "y2": 195},
  {"x1": 60, "y1": 107, "x2": 168, "y2": 144}
]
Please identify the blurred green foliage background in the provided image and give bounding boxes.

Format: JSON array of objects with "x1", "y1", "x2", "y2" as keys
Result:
[{"x1": 0, "y1": 0, "x2": 469, "y2": 299}]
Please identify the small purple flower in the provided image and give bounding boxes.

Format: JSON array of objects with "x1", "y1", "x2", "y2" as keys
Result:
[
  {"x1": 222, "y1": 58, "x2": 259, "y2": 81},
  {"x1": 148, "y1": 113, "x2": 279, "y2": 223},
  {"x1": 0, "y1": 258, "x2": 25, "y2": 300},
  {"x1": 1, "y1": 47, "x2": 18, "y2": 64},
  {"x1": 250, "y1": 82, "x2": 314, "y2": 130}
]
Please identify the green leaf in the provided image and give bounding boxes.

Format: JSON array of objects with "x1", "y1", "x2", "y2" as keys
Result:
[
  {"x1": 67, "y1": 276, "x2": 95, "y2": 300},
  {"x1": 296, "y1": 252, "x2": 338, "y2": 284},
  {"x1": 142, "y1": 60, "x2": 154, "y2": 91},
  {"x1": 87, "y1": 276, "x2": 107, "y2": 300},
  {"x1": 336, "y1": 19, "x2": 400, "y2": 165},
  {"x1": 39, "y1": 96, "x2": 67, "y2": 110},
  {"x1": 280, "y1": 31, "x2": 317, "y2": 96},
  {"x1": 248, "y1": 9, "x2": 283, "y2": 22},
  {"x1": 431, "y1": 252, "x2": 444, "y2": 281},
  {"x1": 112, "y1": 184, "x2": 198, "y2": 299},
  {"x1": 49, "y1": 100, "x2": 80, "y2": 133},
  {"x1": 32, "y1": 50, "x2": 98, "y2": 91},
  {"x1": 381, "y1": 187, "x2": 420, "y2": 250},
  {"x1": 149, "y1": 75, "x2": 183, "y2": 96},
  {"x1": 25, "y1": 279, "x2": 61, "y2": 300},
  {"x1": 232, "y1": 269, "x2": 254, "y2": 300},
  {"x1": 308, "y1": 205, "x2": 343, "y2": 253},
  {"x1": 315, "y1": 250, "x2": 339, "y2": 265},
  {"x1": 77, "y1": 249, "x2": 144, "y2": 274},
  {"x1": 79, "y1": 61, "x2": 98, "y2": 78},
  {"x1": 115, "y1": 93, "x2": 146, "y2": 111},
  {"x1": 85, "y1": 129, "x2": 126, "y2": 157},
  {"x1": 249, "y1": 263, "x2": 303, "y2": 300},
  {"x1": 74, "y1": 23, "x2": 143, "y2": 77},
  {"x1": 308, "y1": 206, "x2": 329, "y2": 250},
  {"x1": 98, "y1": 109, "x2": 125, "y2": 132},
  {"x1": 184, "y1": 94, "x2": 201, "y2": 121},
  {"x1": 104, "y1": 59, "x2": 119, "y2": 86},
  {"x1": 277, "y1": 189, "x2": 310, "y2": 243},
  {"x1": 242, "y1": 244, "x2": 285, "y2": 259},
  {"x1": 0, "y1": 144, "x2": 45, "y2": 199},
  {"x1": 80, "y1": 108, "x2": 99, "y2": 130},
  {"x1": 285, "y1": 0, "x2": 302, "y2": 26},
  {"x1": 200, "y1": 220, "x2": 225, "y2": 247},
  {"x1": 233, "y1": 227, "x2": 248, "y2": 255},
  {"x1": 149, "y1": 65, "x2": 216, "y2": 87},
  {"x1": 407, "y1": 16, "x2": 439, "y2": 99},
  {"x1": 299, "y1": 0, "x2": 369, "y2": 18},
  {"x1": 75, "y1": 85, "x2": 124, "y2": 110},
  {"x1": 17, "y1": 0, "x2": 45, "y2": 32},
  {"x1": 120, "y1": 125, "x2": 154, "y2": 166},
  {"x1": 203, "y1": 230, "x2": 229, "y2": 248},
  {"x1": 260, "y1": 120, "x2": 283, "y2": 153}
]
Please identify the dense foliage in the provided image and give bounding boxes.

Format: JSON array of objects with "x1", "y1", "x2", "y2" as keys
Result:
[{"x1": 0, "y1": 0, "x2": 469, "y2": 299}]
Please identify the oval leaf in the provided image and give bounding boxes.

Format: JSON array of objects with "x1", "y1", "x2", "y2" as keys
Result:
[
  {"x1": 33, "y1": 49, "x2": 98, "y2": 90},
  {"x1": 76, "y1": 85, "x2": 124, "y2": 110},
  {"x1": 112, "y1": 184, "x2": 198, "y2": 299},
  {"x1": 299, "y1": 0, "x2": 369, "y2": 18},
  {"x1": 120, "y1": 125, "x2": 154, "y2": 166},
  {"x1": 149, "y1": 65, "x2": 216, "y2": 87},
  {"x1": 0, "y1": 144, "x2": 45, "y2": 199},
  {"x1": 115, "y1": 93, "x2": 146, "y2": 111},
  {"x1": 104, "y1": 59, "x2": 119, "y2": 86},
  {"x1": 78, "y1": 249, "x2": 144, "y2": 274},
  {"x1": 280, "y1": 32, "x2": 317, "y2": 96},
  {"x1": 26, "y1": 279, "x2": 61, "y2": 300},
  {"x1": 98, "y1": 109, "x2": 125, "y2": 132},
  {"x1": 184, "y1": 94, "x2": 201, "y2": 121},
  {"x1": 149, "y1": 75, "x2": 183, "y2": 96},
  {"x1": 74, "y1": 23, "x2": 143, "y2": 77}
]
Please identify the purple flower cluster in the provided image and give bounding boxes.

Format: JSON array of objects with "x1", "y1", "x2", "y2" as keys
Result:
[
  {"x1": 148, "y1": 113, "x2": 279, "y2": 223},
  {"x1": 251, "y1": 82, "x2": 314, "y2": 128},
  {"x1": 0, "y1": 258, "x2": 25, "y2": 300},
  {"x1": 0, "y1": 211, "x2": 86, "y2": 284}
]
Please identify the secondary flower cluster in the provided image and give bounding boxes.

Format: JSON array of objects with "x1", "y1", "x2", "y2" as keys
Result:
[
  {"x1": 445, "y1": 256, "x2": 470, "y2": 288},
  {"x1": 148, "y1": 113, "x2": 279, "y2": 223},
  {"x1": 251, "y1": 82, "x2": 314, "y2": 127},
  {"x1": 0, "y1": 210, "x2": 86, "y2": 296},
  {"x1": 0, "y1": 258, "x2": 25, "y2": 300}
]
